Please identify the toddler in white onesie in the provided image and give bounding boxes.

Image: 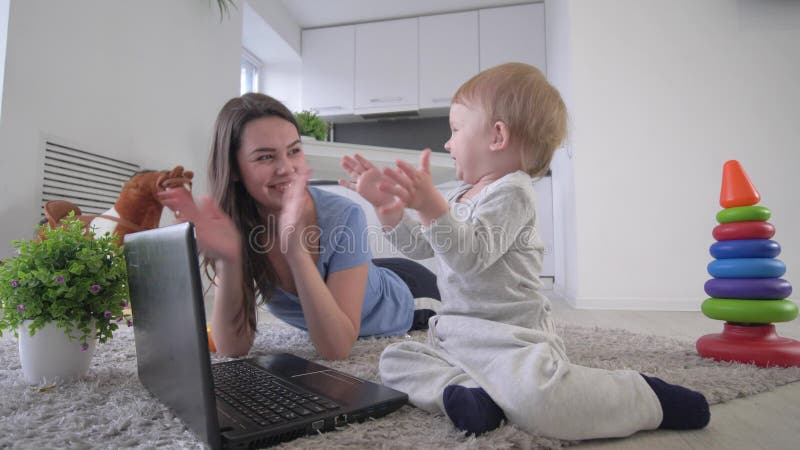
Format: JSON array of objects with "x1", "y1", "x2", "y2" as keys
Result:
[{"x1": 340, "y1": 62, "x2": 709, "y2": 440}]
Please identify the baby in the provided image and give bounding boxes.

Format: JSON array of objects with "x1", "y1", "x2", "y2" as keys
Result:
[{"x1": 341, "y1": 62, "x2": 709, "y2": 440}]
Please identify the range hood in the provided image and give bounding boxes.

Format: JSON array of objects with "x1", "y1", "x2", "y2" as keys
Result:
[
  {"x1": 359, "y1": 110, "x2": 420, "y2": 120},
  {"x1": 321, "y1": 105, "x2": 448, "y2": 124}
]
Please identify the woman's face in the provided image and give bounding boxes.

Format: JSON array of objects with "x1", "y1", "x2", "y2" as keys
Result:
[{"x1": 235, "y1": 116, "x2": 307, "y2": 213}]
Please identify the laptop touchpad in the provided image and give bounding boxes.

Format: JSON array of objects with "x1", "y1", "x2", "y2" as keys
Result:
[{"x1": 290, "y1": 370, "x2": 366, "y2": 405}]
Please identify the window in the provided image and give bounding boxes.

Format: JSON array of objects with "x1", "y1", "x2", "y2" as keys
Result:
[{"x1": 240, "y1": 48, "x2": 262, "y2": 95}]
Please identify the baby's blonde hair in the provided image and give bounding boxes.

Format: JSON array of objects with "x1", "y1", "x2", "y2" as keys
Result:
[{"x1": 452, "y1": 62, "x2": 567, "y2": 177}]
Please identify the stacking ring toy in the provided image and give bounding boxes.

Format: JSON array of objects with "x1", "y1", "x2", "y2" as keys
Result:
[
  {"x1": 707, "y1": 258, "x2": 786, "y2": 278},
  {"x1": 716, "y1": 205, "x2": 771, "y2": 224},
  {"x1": 704, "y1": 278, "x2": 792, "y2": 299},
  {"x1": 701, "y1": 298, "x2": 799, "y2": 323},
  {"x1": 713, "y1": 221, "x2": 775, "y2": 241},
  {"x1": 696, "y1": 323, "x2": 800, "y2": 367},
  {"x1": 710, "y1": 239, "x2": 781, "y2": 259}
]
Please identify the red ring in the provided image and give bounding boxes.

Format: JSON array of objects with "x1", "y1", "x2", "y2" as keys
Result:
[{"x1": 713, "y1": 221, "x2": 775, "y2": 241}]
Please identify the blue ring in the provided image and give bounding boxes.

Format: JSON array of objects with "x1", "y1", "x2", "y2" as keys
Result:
[
  {"x1": 710, "y1": 239, "x2": 781, "y2": 259},
  {"x1": 707, "y1": 258, "x2": 786, "y2": 278}
]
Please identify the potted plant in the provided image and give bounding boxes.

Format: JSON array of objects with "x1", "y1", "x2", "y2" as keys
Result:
[
  {"x1": 0, "y1": 215, "x2": 131, "y2": 384},
  {"x1": 295, "y1": 110, "x2": 330, "y2": 142}
]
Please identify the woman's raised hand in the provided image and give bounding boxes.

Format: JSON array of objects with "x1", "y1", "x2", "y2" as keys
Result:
[
  {"x1": 157, "y1": 188, "x2": 241, "y2": 263},
  {"x1": 277, "y1": 167, "x2": 313, "y2": 256},
  {"x1": 156, "y1": 186, "x2": 199, "y2": 223},
  {"x1": 193, "y1": 197, "x2": 242, "y2": 263}
]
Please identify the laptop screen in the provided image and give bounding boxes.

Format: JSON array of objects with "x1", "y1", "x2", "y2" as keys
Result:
[{"x1": 124, "y1": 223, "x2": 221, "y2": 449}]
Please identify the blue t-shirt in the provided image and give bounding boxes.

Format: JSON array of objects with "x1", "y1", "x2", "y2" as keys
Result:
[{"x1": 264, "y1": 187, "x2": 414, "y2": 336}]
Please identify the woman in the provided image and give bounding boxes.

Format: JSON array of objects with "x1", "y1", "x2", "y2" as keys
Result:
[{"x1": 157, "y1": 93, "x2": 439, "y2": 359}]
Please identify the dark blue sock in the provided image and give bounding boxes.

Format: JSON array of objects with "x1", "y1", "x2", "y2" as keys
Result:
[
  {"x1": 442, "y1": 385, "x2": 505, "y2": 436},
  {"x1": 641, "y1": 374, "x2": 710, "y2": 430}
]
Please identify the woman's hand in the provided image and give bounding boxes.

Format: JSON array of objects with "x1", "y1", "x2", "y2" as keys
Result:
[
  {"x1": 156, "y1": 187, "x2": 199, "y2": 223},
  {"x1": 157, "y1": 189, "x2": 241, "y2": 263},
  {"x1": 380, "y1": 149, "x2": 449, "y2": 225},
  {"x1": 194, "y1": 197, "x2": 242, "y2": 263},
  {"x1": 277, "y1": 168, "x2": 313, "y2": 257}
]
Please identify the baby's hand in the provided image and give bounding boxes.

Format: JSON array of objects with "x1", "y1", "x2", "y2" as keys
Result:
[
  {"x1": 380, "y1": 149, "x2": 448, "y2": 225},
  {"x1": 339, "y1": 154, "x2": 395, "y2": 208},
  {"x1": 340, "y1": 153, "x2": 405, "y2": 230}
]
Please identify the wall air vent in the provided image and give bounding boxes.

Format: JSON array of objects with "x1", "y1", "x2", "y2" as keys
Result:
[
  {"x1": 359, "y1": 110, "x2": 420, "y2": 120},
  {"x1": 40, "y1": 141, "x2": 140, "y2": 217}
]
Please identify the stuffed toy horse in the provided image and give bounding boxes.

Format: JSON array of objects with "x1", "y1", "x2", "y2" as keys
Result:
[{"x1": 40, "y1": 166, "x2": 193, "y2": 244}]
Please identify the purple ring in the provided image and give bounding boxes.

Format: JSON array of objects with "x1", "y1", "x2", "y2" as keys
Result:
[{"x1": 705, "y1": 278, "x2": 792, "y2": 300}]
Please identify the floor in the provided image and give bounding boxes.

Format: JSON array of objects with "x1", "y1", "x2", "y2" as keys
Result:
[
  {"x1": 246, "y1": 291, "x2": 800, "y2": 449},
  {"x1": 547, "y1": 293, "x2": 800, "y2": 450}
]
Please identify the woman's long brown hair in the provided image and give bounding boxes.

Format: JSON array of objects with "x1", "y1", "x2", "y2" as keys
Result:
[{"x1": 205, "y1": 93, "x2": 301, "y2": 333}]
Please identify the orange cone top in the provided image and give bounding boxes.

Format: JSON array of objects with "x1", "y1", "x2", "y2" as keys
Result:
[{"x1": 720, "y1": 160, "x2": 760, "y2": 208}]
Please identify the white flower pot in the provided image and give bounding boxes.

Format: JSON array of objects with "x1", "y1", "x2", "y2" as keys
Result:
[{"x1": 18, "y1": 320, "x2": 96, "y2": 384}]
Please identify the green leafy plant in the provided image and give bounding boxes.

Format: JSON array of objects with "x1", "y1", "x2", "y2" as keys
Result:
[
  {"x1": 295, "y1": 110, "x2": 330, "y2": 141},
  {"x1": 0, "y1": 215, "x2": 131, "y2": 349}
]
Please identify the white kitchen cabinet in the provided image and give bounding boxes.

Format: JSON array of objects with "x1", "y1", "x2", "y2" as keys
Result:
[
  {"x1": 418, "y1": 11, "x2": 479, "y2": 109},
  {"x1": 354, "y1": 18, "x2": 418, "y2": 114},
  {"x1": 479, "y1": 3, "x2": 546, "y2": 74},
  {"x1": 301, "y1": 26, "x2": 355, "y2": 115}
]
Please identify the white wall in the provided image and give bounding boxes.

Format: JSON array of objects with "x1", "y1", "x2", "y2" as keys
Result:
[
  {"x1": 246, "y1": 0, "x2": 301, "y2": 55},
  {"x1": 242, "y1": 1, "x2": 302, "y2": 111},
  {"x1": 0, "y1": 0, "x2": 242, "y2": 259},
  {"x1": 545, "y1": 0, "x2": 578, "y2": 302},
  {"x1": 3, "y1": 0, "x2": 797, "y2": 312},
  {"x1": 549, "y1": 0, "x2": 800, "y2": 309},
  {"x1": 0, "y1": 0, "x2": 9, "y2": 123},
  {"x1": 262, "y1": 61, "x2": 302, "y2": 113}
]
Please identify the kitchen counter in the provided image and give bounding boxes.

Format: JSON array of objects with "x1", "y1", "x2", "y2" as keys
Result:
[
  {"x1": 303, "y1": 138, "x2": 555, "y2": 278},
  {"x1": 302, "y1": 139, "x2": 456, "y2": 184}
]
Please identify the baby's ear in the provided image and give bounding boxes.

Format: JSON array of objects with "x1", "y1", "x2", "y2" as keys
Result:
[{"x1": 489, "y1": 120, "x2": 510, "y2": 151}]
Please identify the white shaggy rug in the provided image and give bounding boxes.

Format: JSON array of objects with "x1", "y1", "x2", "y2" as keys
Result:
[{"x1": 2, "y1": 319, "x2": 800, "y2": 449}]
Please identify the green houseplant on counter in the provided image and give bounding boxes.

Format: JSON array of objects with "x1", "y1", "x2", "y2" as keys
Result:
[
  {"x1": 0, "y1": 215, "x2": 131, "y2": 384},
  {"x1": 295, "y1": 110, "x2": 330, "y2": 142}
]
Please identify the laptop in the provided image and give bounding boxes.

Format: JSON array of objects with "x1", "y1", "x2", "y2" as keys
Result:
[{"x1": 123, "y1": 223, "x2": 408, "y2": 449}]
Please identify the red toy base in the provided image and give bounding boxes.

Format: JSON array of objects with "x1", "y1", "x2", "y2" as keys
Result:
[{"x1": 697, "y1": 323, "x2": 800, "y2": 367}]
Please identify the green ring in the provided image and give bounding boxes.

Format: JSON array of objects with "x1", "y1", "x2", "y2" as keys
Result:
[
  {"x1": 701, "y1": 298, "x2": 798, "y2": 323},
  {"x1": 716, "y1": 206, "x2": 771, "y2": 224}
]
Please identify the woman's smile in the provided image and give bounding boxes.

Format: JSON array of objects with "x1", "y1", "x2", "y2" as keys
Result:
[{"x1": 268, "y1": 181, "x2": 293, "y2": 193}]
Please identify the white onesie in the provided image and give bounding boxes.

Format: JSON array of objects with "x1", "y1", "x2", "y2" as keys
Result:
[{"x1": 379, "y1": 171, "x2": 662, "y2": 440}]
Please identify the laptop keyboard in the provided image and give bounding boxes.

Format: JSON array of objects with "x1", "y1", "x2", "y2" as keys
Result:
[{"x1": 212, "y1": 360, "x2": 341, "y2": 427}]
